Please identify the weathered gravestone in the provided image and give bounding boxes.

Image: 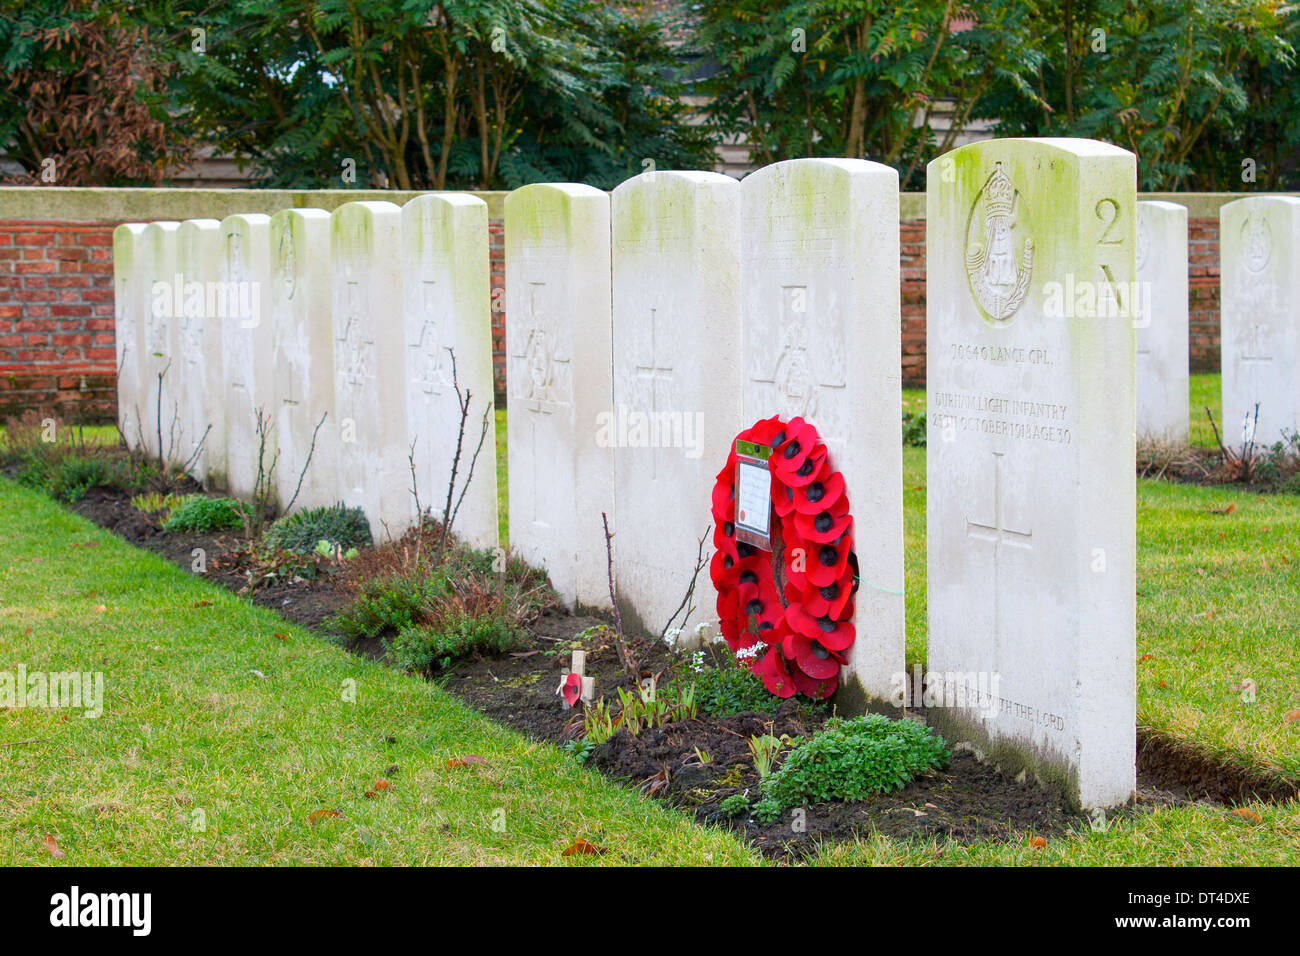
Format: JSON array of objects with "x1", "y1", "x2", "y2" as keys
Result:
[
  {"x1": 220, "y1": 214, "x2": 274, "y2": 499},
  {"x1": 612, "y1": 171, "x2": 743, "y2": 636},
  {"x1": 1220, "y1": 196, "x2": 1300, "y2": 448},
  {"x1": 139, "y1": 221, "x2": 180, "y2": 464},
  {"x1": 331, "y1": 201, "x2": 410, "y2": 541},
  {"x1": 741, "y1": 158, "x2": 905, "y2": 709},
  {"x1": 401, "y1": 194, "x2": 498, "y2": 550},
  {"x1": 926, "y1": 138, "x2": 1137, "y2": 810},
  {"x1": 175, "y1": 219, "x2": 225, "y2": 487},
  {"x1": 1136, "y1": 201, "x2": 1189, "y2": 443},
  {"x1": 270, "y1": 208, "x2": 337, "y2": 512},
  {"x1": 112, "y1": 223, "x2": 147, "y2": 450},
  {"x1": 505, "y1": 183, "x2": 612, "y2": 608}
]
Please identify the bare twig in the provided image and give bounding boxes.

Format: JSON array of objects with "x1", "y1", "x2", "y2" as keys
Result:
[
  {"x1": 283, "y1": 411, "x2": 326, "y2": 514},
  {"x1": 658, "y1": 525, "x2": 711, "y2": 644},
  {"x1": 602, "y1": 511, "x2": 638, "y2": 682},
  {"x1": 448, "y1": 404, "x2": 491, "y2": 533},
  {"x1": 180, "y1": 424, "x2": 212, "y2": 478}
]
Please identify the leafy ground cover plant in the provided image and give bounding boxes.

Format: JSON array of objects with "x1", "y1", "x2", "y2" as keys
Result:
[
  {"x1": 763, "y1": 714, "x2": 949, "y2": 808},
  {"x1": 263, "y1": 503, "x2": 372, "y2": 554},
  {"x1": 161, "y1": 495, "x2": 244, "y2": 533}
]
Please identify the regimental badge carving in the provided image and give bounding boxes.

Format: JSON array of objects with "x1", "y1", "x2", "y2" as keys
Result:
[
  {"x1": 1136, "y1": 220, "x2": 1150, "y2": 272},
  {"x1": 521, "y1": 328, "x2": 557, "y2": 403},
  {"x1": 1243, "y1": 215, "x2": 1272, "y2": 275},
  {"x1": 964, "y1": 163, "x2": 1034, "y2": 324}
]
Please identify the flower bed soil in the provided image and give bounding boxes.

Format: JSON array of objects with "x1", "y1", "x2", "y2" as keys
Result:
[{"x1": 62, "y1": 481, "x2": 1295, "y2": 859}]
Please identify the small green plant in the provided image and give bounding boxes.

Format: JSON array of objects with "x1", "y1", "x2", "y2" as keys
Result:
[
  {"x1": 131, "y1": 491, "x2": 187, "y2": 519},
  {"x1": 748, "y1": 729, "x2": 792, "y2": 780},
  {"x1": 718, "y1": 793, "x2": 750, "y2": 818},
  {"x1": 689, "y1": 645, "x2": 783, "y2": 717},
  {"x1": 329, "y1": 571, "x2": 448, "y2": 643},
  {"x1": 389, "y1": 611, "x2": 518, "y2": 675},
  {"x1": 902, "y1": 410, "x2": 927, "y2": 447},
  {"x1": 583, "y1": 697, "x2": 618, "y2": 745},
  {"x1": 692, "y1": 746, "x2": 712, "y2": 766},
  {"x1": 161, "y1": 495, "x2": 244, "y2": 533},
  {"x1": 263, "y1": 503, "x2": 372, "y2": 555},
  {"x1": 763, "y1": 715, "x2": 949, "y2": 809},
  {"x1": 752, "y1": 797, "x2": 784, "y2": 825},
  {"x1": 562, "y1": 738, "x2": 596, "y2": 764}
]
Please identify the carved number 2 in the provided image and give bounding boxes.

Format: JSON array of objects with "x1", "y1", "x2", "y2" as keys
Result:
[{"x1": 1095, "y1": 199, "x2": 1122, "y2": 245}]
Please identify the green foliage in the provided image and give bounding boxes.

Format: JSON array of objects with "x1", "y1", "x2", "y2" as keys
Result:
[
  {"x1": 902, "y1": 411, "x2": 927, "y2": 448},
  {"x1": 718, "y1": 793, "x2": 750, "y2": 818},
  {"x1": 751, "y1": 797, "x2": 784, "y2": 825},
  {"x1": 763, "y1": 715, "x2": 948, "y2": 809},
  {"x1": 748, "y1": 732, "x2": 792, "y2": 780},
  {"x1": 390, "y1": 610, "x2": 518, "y2": 675},
  {"x1": 562, "y1": 738, "x2": 596, "y2": 764},
  {"x1": 583, "y1": 697, "x2": 619, "y2": 745},
  {"x1": 983, "y1": 0, "x2": 1297, "y2": 189},
  {"x1": 329, "y1": 571, "x2": 447, "y2": 642},
  {"x1": 161, "y1": 496, "x2": 244, "y2": 533},
  {"x1": 4, "y1": 413, "x2": 147, "y2": 503},
  {"x1": 688, "y1": 645, "x2": 784, "y2": 717},
  {"x1": 171, "y1": 0, "x2": 713, "y2": 189},
  {"x1": 263, "y1": 503, "x2": 372, "y2": 555}
]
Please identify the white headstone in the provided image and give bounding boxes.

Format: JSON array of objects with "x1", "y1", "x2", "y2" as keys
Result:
[
  {"x1": 139, "y1": 221, "x2": 180, "y2": 464},
  {"x1": 401, "y1": 194, "x2": 499, "y2": 550},
  {"x1": 611, "y1": 171, "x2": 743, "y2": 636},
  {"x1": 505, "y1": 183, "x2": 613, "y2": 607},
  {"x1": 741, "y1": 158, "x2": 905, "y2": 707},
  {"x1": 270, "y1": 208, "x2": 338, "y2": 512},
  {"x1": 219, "y1": 214, "x2": 274, "y2": 499},
  {"x1": 926, "y1": 138, "x2": 1137, "y2": 810},
  {"x1": 112, "y1": 223, "x2": 147, "y2": 450},
  {"x1": 331, "y1": 201, "x2": 410, "y2": 541},
  {"x1": 1220, "y1": 196, "x2": 1300, "y2": 448},
  {"x1": 175, "y1": 219, "x2": 225, "y2": 487},
  {"x1": 1136, "y1": 201, "x2": 1189, "y2": 443}
]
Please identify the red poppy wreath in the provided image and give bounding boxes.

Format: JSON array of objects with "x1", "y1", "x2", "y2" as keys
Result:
[{"x1": 709, "y1": 415, "x2": 857, "y2": 700}]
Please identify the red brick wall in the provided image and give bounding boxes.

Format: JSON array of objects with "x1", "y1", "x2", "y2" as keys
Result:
[
  {"x1": 1188, "y1": 218, "x2": 1221, "y2": 373},
  {"x1": 0, "y1": 215, "x2": 1227, "y2": 420},
  {"x1": 0, "y1": 220, "x2": 117, "y2": 422}
]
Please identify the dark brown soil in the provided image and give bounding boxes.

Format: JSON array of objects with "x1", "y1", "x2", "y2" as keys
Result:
[
  {"x1": 58, "y1": 480, "x2": 1298, "y2": 859},
  {"x1": 70, "y1": 486, "x2": 352, "y2": 629}
]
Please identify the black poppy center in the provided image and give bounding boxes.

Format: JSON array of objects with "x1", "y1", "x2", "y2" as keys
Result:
[
  {"x1": 816, "y1": 616, "x2": 836, "y2": 633},
  {"x1": 814, "y1": 511, "x2": 833, "y2": 533},
  {"x1": 783, "y1": 440, "x2": 801, "y2": 460},
  {"x1": 806, "y1": 481, "x2": 825, "y2": 503},
  {"x1": 819, "y1": 544, "x2": 837, "y2": 566},
  {"x1": 819, "y1": 582, "x2": 839, "y2": 600},
  {"x1": 745, "y1": 599, "x2": 763, "y2": 617},
  {"x1": 810, "y1": 640, "x2": 830, "y2": 659},
  {"x1": 797, "y1": 459, "x2": 815, "y2": 477}
]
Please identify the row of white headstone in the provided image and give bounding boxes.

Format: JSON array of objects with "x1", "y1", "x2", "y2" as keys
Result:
[
  {"x1": 1137, "y1": 194, "x2": 1300, "y2": 448},
  {"x1": 113, "y1": 198, "x2": 499, "y2": 551},
  {"x1": 112, "y1": 140, "x2": 1299, "y2": 812}
]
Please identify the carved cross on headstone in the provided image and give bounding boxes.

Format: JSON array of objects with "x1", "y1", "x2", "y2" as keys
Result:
[
  {"x1": 634, "y1": 307, "x2": 674, "y2": 478},
  {"x1": 750, "y1": 285, "x2": 848, "y2": 442},
  {"x1": 339, "y1": 279, "x2": 373, "y2": 388},
  {"x1": 965, "y1": 451, "x2": 1032, "y2": 638},
  {"x1": 411, "y1": 279, "x2": 446, "y2": 397}
]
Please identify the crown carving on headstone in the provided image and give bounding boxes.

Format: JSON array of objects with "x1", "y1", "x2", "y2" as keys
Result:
[{"x1": 984, "y1": 163, "x2": 1015, "y2": 218}]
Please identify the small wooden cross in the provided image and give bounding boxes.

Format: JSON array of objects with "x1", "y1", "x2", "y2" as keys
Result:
[{"x1": 555, "y1": 650, "x2": 596, "y2": 709}]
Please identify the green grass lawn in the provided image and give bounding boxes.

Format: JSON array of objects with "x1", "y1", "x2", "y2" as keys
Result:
[
  {"x1": 0, "y1": 479, "x2": 756, "y2": 866},
  {"x1": 3, "y1": 476, "x2": 1295, "y2": 866},
  {"x1": 3, "y1": 372, "x2": 1297, "y2": 866}
]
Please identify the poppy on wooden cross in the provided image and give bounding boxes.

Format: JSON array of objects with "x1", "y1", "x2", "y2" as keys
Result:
[{"x1": 555, "y1": 650, "x2": 596, "y2": 709}]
